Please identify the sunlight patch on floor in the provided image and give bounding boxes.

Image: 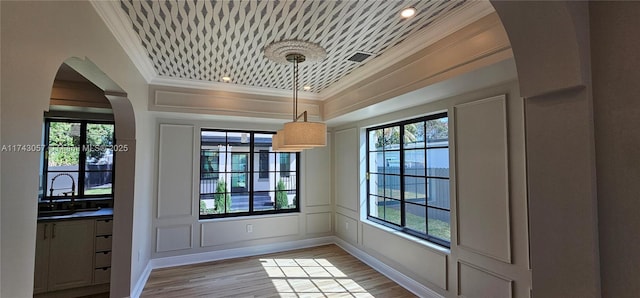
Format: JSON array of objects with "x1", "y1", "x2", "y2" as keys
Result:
[{"x1": 260, "y1": 258, "x2": 373, "y2": 297}]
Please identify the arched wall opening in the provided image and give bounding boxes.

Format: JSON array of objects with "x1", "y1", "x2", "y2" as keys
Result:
[
  {"x1": 490, "y1": 2, "x2": 600, "y2": 297},
  {"x1": 60, "y1": 57, "x2": 137, "y2": 298}
]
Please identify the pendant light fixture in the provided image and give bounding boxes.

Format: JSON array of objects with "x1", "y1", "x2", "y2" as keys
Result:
[{"x1": 265, "y1": 40, "x2": 327, "y2": 151}]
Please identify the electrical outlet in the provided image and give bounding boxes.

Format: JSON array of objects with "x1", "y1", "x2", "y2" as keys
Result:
[
  {"x1": 345, "y1": 222, "x2": 349, "y2": 230},
  {"x1": 246, "y1": 224, "x2": 253, "y2": 233}
]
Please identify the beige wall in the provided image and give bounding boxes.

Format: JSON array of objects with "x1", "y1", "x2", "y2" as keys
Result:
[
  {"x1": 333, "y1": 77, "x2": 531, "y2": 297},
  {"x1": 150, "y1": 118, "x2": 333, "y2": 259},
  {"x1": 590, "y1": 2, "x2": 640, "y2": 296}
]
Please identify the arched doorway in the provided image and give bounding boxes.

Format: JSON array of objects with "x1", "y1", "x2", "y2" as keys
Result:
[
  {"x1": 490, "y1": 2, "x2": 600, "y2": 297},
  {"x1": 43, "y1": 57, "x2": 136, "y2": 298}
]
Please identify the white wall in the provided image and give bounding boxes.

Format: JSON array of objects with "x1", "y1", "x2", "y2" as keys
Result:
[
  {"x1": 333, "y1": 78, "x2": 531, "y2": 297},
  {"x1": 151, "y1": 118, "x2": 333, "y2": 260},
  {"x1": 0, "y1": 2, "x2": 152, "y2": 297}
]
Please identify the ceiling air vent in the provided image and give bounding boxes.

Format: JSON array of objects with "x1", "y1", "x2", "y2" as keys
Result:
[{"x1": 347, "y1": 51, "x2": 373, "y2": 63}]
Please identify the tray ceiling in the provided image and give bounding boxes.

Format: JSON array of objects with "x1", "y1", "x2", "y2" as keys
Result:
[{"x1": 94, "y1": 0, "x2": 493, "y2": 99}]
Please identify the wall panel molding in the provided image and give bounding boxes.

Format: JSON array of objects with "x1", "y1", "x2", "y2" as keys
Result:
[
  {"x1": 156, "y1": 224, "x2": 193, "y2": 253},
  {"x1": 454, "y1": 95, "x2": 512, "y2": 263},
  {"x1": 458, "y1": 260, "x2": 513, "y2": 298},
  {"x1": 362, "y1": 224, "x2": 448, "y2": 290},
  {"x1": 150, "y1": 86, "x2": 321, "y2": 121},
  {"x1": 306, "y1": 212, "x2": 333, "y2": 235},
  {"x1": 200, "y1": 215, "x2": 300, "y2": 247},
  {"x1": 304, "y1": 134, "x2": 332, "y2": 207},
  {"x1": 334, "y1": 128, "x2": 359, "y2": 212},
  {"x1": 157, "y1": 124, "x2": 195, "y2": 219}
]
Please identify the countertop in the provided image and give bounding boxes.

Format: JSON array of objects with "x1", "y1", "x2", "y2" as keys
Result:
[{"x1": 37, "y1": 207, "x2": 113, "y2": 222}]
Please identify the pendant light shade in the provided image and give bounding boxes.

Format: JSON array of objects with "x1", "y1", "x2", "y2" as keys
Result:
[
  {"x1": 265, "y1": 40, "x2": 328, "y2": 151},
  {"x1": 272, "y1": 130, "x2": 307, "y2": 152},
  {"x1": 283, "y1": 121, "x2": 326, "y2": 147}
]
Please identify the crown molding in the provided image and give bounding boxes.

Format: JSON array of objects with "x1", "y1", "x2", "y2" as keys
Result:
[
  {"x1": 318, "y1": 1, "x2": 495, "y2": 100},
  {"x1": 90, "y1": 0, "x2": 157, "y2": 83},
  {"x1": 150, "y1": 76, "x2": 321, "y2": 101}
]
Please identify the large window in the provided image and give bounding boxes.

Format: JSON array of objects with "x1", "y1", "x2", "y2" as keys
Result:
[
  {"x1": 199, "y1": 130, "x2": 299, "y2": 219},
  {"x1": 42, "y1": 119, "x2": 115, "y2": 201},
  {"x1": 366, "y1": 113, "x2": 450, "y2": 247}
]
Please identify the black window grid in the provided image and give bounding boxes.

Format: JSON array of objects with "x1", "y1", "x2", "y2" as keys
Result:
[
  {"x1": 366, "y1": 112, "x2": 450, "y2": 248},
  {"x1": 199, "y1": 129, "x2": 300, "y2": 219}
]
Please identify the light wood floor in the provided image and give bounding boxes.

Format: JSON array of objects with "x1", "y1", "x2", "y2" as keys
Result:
[{"x1": 141, "y1": 244, "x2": 416, "y2": 297}]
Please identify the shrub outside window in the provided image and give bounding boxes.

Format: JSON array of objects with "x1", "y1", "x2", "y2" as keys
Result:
[
  {"x1": 42, "y1": 119, "x2": 115, "y2": 201},
  {"x1": 366, "y1": 113, "x2": 451, "y2": 247},
  {"x1": 199, "y1": 130, "x2": 299, "y2": 219}
]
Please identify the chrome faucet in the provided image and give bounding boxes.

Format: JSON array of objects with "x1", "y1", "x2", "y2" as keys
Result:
[{"x1": 49, "y1": 173, "x2": 76, "y2": 208}]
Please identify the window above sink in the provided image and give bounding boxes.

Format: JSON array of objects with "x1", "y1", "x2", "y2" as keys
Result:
[{"x1": 40, "y1": 118, "x2": 115, "y2": 202}]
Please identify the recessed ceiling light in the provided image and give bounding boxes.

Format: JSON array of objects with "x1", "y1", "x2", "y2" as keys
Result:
[
  {"x1": 222, "y1": 76, "x2": 231, "y2": 82},
  {"x1": 303, "y1": 86, "x2": 311, "y2": 91},
  {"x1": 400, "y1": 7, "x2": 416, "y2": 19}
]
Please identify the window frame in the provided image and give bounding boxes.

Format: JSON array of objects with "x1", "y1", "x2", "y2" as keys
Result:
[
  {"x1": 199, "y1": 129, "x2": 300, "y2": 219},
  {"x1": 41, "y1": 118, "x2": 116, "y2": 201},
  {"x1": 366, "y1": 112, "x2": 451, "y2": 248}
]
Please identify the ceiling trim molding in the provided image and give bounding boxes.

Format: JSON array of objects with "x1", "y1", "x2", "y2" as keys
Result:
[
  {"x1": 90, "y1": 0, "x2": 157, "y2": 83},
  {"x1": 318, "y1": 0, "x2": 496, "y2": 100},
  {"x1": 323, "y1": 12, "x2": 512, "y2": 120},
  {"x1": 92, "y1": 0, "x2": 494, "y2": 101},
  {"x1": 149, "y1": 85, "x2": 322, "y2": 121},
  {"x1": 150, "y1": 76, "x2": 322, "y2": 101}
]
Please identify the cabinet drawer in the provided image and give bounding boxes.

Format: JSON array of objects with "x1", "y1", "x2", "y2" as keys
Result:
[
  {"x1": 95, "y1": 251, "x2": 112, "y2": 268},
  {"x1": 95, "y1": 235, "x2": 112, "y2": 251},
  {"x1": 95, "y1": 219, "x2": 113, "y2": 236},
  {"x1": 94, "y1": 267, "x2": 111, "y2": 284}
]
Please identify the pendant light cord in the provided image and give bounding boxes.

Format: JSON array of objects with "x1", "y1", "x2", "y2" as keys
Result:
[{"x1": 293, "y1": 56, "x2": 298, "y2": 122}]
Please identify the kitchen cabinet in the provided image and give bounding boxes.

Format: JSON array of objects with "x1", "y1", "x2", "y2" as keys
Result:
[
  {"x1": 34, "y1": 219, "x2": 95, "y2": 293},
  {"x1": 93, "y1": 218, "x2": 113, "y2": 284},
  {"x1": 33, "y1": 223, "x2": 50, "y2": 293}
]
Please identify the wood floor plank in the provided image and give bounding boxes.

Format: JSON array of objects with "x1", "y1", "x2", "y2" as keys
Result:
[{"x1": 141, "y1": 244, "x2": 417, "y2": 297}]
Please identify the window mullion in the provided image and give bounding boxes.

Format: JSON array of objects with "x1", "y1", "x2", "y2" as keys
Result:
[
  {"x1": 249, "y1": 132, "x2": 254, "y2": 213},
  {"x1": 78, "y1": 121, "x2": 87, "y2": 198},
  {"x1": 43, "y1": 121, "x2": 51, "y2": 201},
  {"x1": 424, "y1": 121, "x2": 429, "y2": 236},
  {"x1": 399, "y1": 125, "x2": 406, "y2": 228}
]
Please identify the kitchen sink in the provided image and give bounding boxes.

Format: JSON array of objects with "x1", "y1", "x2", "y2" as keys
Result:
[
  {"x1": 38, "y1": 207, "x2": 102, "y2": 217},
  {"x1": 38, "y1": 209, "x2": 76, "y2": 217}
]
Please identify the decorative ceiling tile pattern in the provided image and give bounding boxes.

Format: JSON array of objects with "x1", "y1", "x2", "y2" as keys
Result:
[{"x1": 119, "y1": 0, "x2": 466, "y2": 93}]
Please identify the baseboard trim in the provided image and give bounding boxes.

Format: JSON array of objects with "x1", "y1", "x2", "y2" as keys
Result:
[
  {"x1": 130, "y1": 262, "x2": 152, "y2": 298},
  {"x1": 333, "y1": 237, "x2": 444, "y2": 298},
  {"x1": 150, "y1": 236, "x2": 335, "y2": 269},
  {"x1": 130, "y1": 236, "x2": 335, "y2": 297},
  {"x1": 130, "y1": 236, "x2": 442, "y2": 298}
]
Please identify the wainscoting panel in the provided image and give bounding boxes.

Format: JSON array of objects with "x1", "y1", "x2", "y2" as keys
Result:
[
  {"x1": 335, "y1": 213, "x2": 358, "y2": 245},
  {"x1": 335, "y1": 128, "x2": 359, "y2": 211},
  {"x1": 157, "y1": 124, "x2": 194, "y2": 219},
  {"x1": 454, "y1": 95, "x2": 511, "y2": 263},
  {"x1": 306, "y1": 212, "x2": 332, "y2": 235},
  {"x1": 156, "y1": 224, "x2": 193, "y2": 252},
  {"x1": 458, "y1": 261, "x2": 512, "y2": 298},
  {"x1": 304, "y1": 134, "x2": 332, "y2": 207},
  {"x1": 201, "y1": 215, "x2": 300, "y2": 247},
  {"x1": 362, "y1": 224, "x2": 448, "y2": 290}
]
